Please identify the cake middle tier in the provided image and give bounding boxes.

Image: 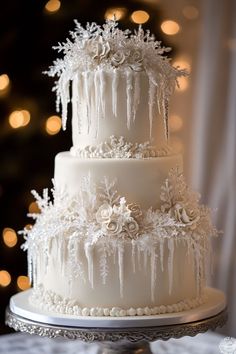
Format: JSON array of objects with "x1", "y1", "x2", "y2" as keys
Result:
[{"x1": 54, "y1": 152, "x2": 183, "y2": 209}]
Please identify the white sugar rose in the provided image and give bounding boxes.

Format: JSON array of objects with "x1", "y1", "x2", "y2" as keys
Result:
[
  {"x1": 125, "y1": 220, "x2": 139, "y2": 238},
  {"x1": 172, "y1": 203, "x2": 200, "y2": 230},
  {"x1": 111, "y1": 50, "x2": 126, "y2": 67},
  {"x1": 106, "y1": 219, "x2": 123, "y2": 235},
  {"x1": 96, "y1": 203, "x2": 113, "y2": 224},
  {"x1": 129, "y1": 49, "x2": 144, "y2": 71},
  {"x1": 86, "y1": 36, "x2": 110, "y2": 61}
]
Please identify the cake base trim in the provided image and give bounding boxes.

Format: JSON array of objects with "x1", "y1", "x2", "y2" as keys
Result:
[{"x1": 30, "y1": 285, "x2": 208, "y2": 317}]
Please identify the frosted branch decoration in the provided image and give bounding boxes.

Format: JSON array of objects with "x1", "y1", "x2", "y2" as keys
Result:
[
  {"x1": 45, "y1": 20, "x2": 187, "y2": 139},
  {"x1": 20, "y1": 167, "x2": 218, "y2": 303}
]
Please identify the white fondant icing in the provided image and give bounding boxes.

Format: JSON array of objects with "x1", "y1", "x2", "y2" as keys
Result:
[
  {"x1": 30, "y1": 284, "x2": 208, "y2": 317},
  {"x1": 21, "y1": 168, "x2": 217, "y2": 311}
]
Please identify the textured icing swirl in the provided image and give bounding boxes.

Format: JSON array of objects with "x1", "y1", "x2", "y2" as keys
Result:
[{"x1": 70, "y1": 136, "x2": 173, "y2": 159}]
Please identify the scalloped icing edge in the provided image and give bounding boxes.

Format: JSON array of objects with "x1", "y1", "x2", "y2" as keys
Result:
[{"x1": 30, "y1": 285, "x2": 208, "y2": 317}]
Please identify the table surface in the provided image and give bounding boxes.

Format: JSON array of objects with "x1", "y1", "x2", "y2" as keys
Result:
[{"x1": 0, "y1": 331, "x2": 233, "y2": 354}]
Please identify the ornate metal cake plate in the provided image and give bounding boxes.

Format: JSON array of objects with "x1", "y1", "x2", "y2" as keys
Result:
[{"x1": 6, "y1": 287, "x2": 227, "y2": 354}]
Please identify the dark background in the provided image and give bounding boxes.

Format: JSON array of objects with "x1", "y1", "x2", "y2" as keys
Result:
[{"x1": 0, "y1": 0, "x2": 179, "y2": 333}]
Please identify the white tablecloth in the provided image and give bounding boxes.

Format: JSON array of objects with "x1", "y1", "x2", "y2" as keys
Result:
[{"x1": 0, "y1": 331, "x2": 232, "y2": 354}]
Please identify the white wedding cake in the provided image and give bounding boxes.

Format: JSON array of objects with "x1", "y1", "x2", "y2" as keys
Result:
[{"x1": 22, "y1": 20, "x2": 217, "y2": 317}]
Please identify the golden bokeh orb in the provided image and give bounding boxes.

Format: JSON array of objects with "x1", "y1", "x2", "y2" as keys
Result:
[
  {"x1": 131, "y1": 10, "x2": 150, "y2": 24},
  {"x1": 45, "y1": 0, "x2": 61, "y2": 13},
  {"x1": 105, "y1": 7, "x2": 127, "y2": 21},
  {"x1": 0, "y1": 270, "x2": 11, "y2": 287},
  {"x1": 17, "y1": 276, "x2": 31, "y2": 291},
  {"x1": 161, "y1": 20, "x2": 180, "y2": 36},
  {"x1": 2, "y1": 228, "x2": 17, "y2": 248},
  {"x1": 0, "y1": 74, "x2": 10, "y2": 92},
  {"x1": 45, "y1": 115, "x2": 62, "y2": 135},
  {"x1": 9, "y1": 110, "x2": 30, "y2": 129}
]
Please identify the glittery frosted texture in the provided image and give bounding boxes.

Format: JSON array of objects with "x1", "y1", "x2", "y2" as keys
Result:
[
  {"x1": 45, "y1": 20, "x2": 187, "y2": 140},
  {"x1": 21, "y1": 168, "x2": 217, "y2": 301}
]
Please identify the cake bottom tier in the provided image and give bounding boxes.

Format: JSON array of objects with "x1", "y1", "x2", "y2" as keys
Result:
[{"x1": 31, "y1": 237, "x2": 206, "y2": 317}]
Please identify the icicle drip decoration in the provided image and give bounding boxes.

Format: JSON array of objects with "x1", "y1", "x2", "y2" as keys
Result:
[
  {"x1": 163, "y1": 97, "x2": 169, "y2": 140},
  {"x1": 20, "y1": 168, "x2": 218, "y2": 299},
  {"x1": 45, "y1": 20, "x2": 187, "y2": 132},
  {"x1": 148, "y1": 79, "x2": 156, "y2": 138},
  {"x1": 150, "y1": 248, "x2": 157, "y2": 302},
  {"x1": 85, "y1": 243, "x2": 94, "y2": 288},
  {"x1": 118, "y1": 243, "x2": 124, "y2": 298},
  {"x1": 167, "y1": 238, "x2": 174, "y2": 295},
  {"x1": 126, "y1": 69, "x2": 133, "y2": 130},
  {"x1": 112, "y1": 69, "x2": 119, "y2": 117},
  {"x1": 133, "y1": 72, "x2": 140, "y2": 122}
]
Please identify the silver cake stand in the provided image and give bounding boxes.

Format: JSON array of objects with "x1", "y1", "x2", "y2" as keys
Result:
[{"x1": 6, "y1": 288, "x2": 227, "y2": 354}]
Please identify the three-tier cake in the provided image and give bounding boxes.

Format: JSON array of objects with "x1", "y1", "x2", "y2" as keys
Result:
[{"x1": 22, "y1": 20, "x2": 217, "y2": 317}]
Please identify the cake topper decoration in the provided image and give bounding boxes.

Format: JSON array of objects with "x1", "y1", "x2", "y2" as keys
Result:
[{"x1": 46, "y1": 20, "x2": 187, "y2": 140}]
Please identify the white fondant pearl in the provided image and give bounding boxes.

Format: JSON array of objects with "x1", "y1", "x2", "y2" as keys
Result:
[
  {"x1": 119, "y1": 309, "x2": 127, "y2": 317},
  {"x1": 159, "y1": 305, "x2": 166, "y2": 314},
  {"x1": 167, "y1": 305, "x2": 174, "y2": 313},
  {"x1": 103, "y1": 308, "x2": 110, "y2": 316},
  {"x1": 144, "y1": 307, "x2": 151, "y2": 316},
  {"x1": 90, "y1": 307, "x2": 97, "y2": 316},
  {"x1": 82, "y1": 307, "x2": 90, "y2": 316},
  {"x1": 137, "y1": 308, "x2": 144, "y2": 316},
  {"x1": 127, "y1": 308, "x2": 136, "y2": 316}
]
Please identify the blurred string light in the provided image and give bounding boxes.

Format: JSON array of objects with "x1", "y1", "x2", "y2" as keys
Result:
[
  {"x1": 45, "y1": 0, "x2": 61, "y2": 13},
  {"x1": 173, "y1": 57, "x2": 191, "y2": 73},
  {"x1": 176, "y1": 76, "x2": 189, "y2": 92},
  {"x1": 28, "y1": 201, "x2": 40, "y2": 214},
  {"x1": 171, "y1": 137, "x2": 184, "y2": 153},
  {"x1": 0, "y1": 74, "x2": 10, "y2": 94},
  {"x1": 0, "y1": 270, "x2": 11, "y2": 287},
  {"x1": 2, "y1": 228, "x2": 17, "y2": 248},
  {"x1": 104, "y1": 7, "x2": 127, "y2": 21},
  {"x1": 161, "y1": 20, "x2": 180, "y2": 35},
  {"x1": 131, "y1": 10, "x2": 150, "y2": 24},
  {"x1": 17, "y1": 276, "x2": 30, "y2": 291},
  {"x1": 9, "y1": 110, "x2": 31, "y2": 129},
  {"x1": 169, "y1": 115, "x2": 183, "y2": 132},
  {"x1": 45, "y1": 115, "x2": 62, "y2": 135},
  {"x1": 182, "y1": 5, "x2": 199, "y2": 20}
]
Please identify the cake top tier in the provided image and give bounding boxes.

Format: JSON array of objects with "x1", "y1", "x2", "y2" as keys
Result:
[{"x1": 46, "y1": 20, "x2": 187, "y2": 153}]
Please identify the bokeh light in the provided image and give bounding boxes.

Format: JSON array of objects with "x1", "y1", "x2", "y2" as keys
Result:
[
  {"x1": 176, "y1": 76, "x2": 189, "y2": 92},
  {"x1": 182, "y1": 5, "x2": 199, "y2": 20},
  {"x1": 17, "y1": 276, "x2": 31, "y2": 291},
  {"x1": 173, "y1": 57, "x2": 191, "y2": 73},
  {"x1": 0, "y1": 270, "x2": 11, "y2": 287},
  {"x1": 161, "y1": 20, "x2": 180, "y2": 35},
  {"x1": 2, "y1": 228, "x2": 17, "y2": 248},
  {"x1": 45, "y1": 0, "x2": 61, "y2": 13},
  {"x1": 131, "y1": 10, "x2": 150, "y2": 24},
  {"x1": 105, "y1": 7, "x2": 127, "y2": 21},
  {"x1": 0, "y1": 74, "x2": 10, "y2": 92},
  {"x1": 45, "y1": 115, "x2": 62, "y2": 135},
  {"x1": 169, "y1": 115, "x2": 183, "y2": 133},
  {"x1": 170, "y1": 137, "x2": 184, "y2": 153},
  {"x1": 28, "y1": 201, "x2": 40, "y2": 214},
  {"x1": 9, "y1": 110, "x2": 31, "y2": 129}
]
